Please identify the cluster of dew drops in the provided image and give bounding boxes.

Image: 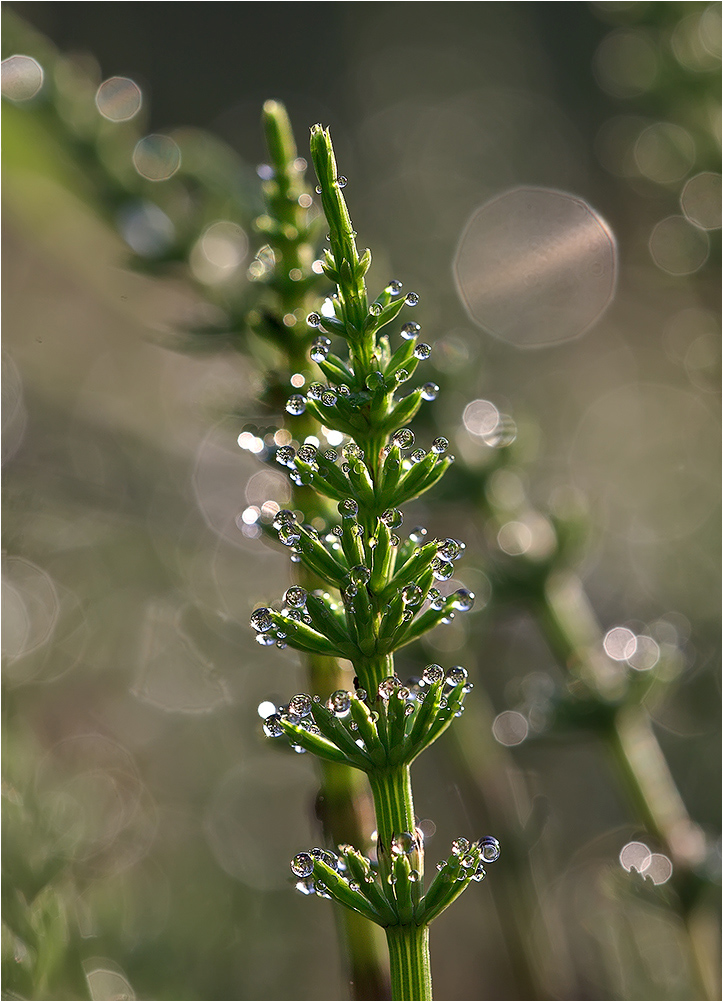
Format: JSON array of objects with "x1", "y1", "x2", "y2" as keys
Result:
[
  {"x1": 286, "y1": 281, "x2": 440, "y2": 420},
  {"x1": 289, "y1": 832, "x2": 501, "y2": 898},
  {"x1": 261, "y1": 661, "x2": 474, "y2": 752}
]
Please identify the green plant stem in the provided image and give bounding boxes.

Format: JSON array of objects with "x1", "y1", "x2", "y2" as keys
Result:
[
  {"x1": 367, "y1": 764, "x2": 432, "y2": 1001},
  {"x1": 385, "y1": 924, "x2": 432, "y2": 1002},
  {"x1": 367, "y1": 765, "x2": 415, "y2": 845}
]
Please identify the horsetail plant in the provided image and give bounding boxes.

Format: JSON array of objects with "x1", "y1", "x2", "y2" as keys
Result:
[{"x1": 249, "y1": 124, "x2": 499, "y2": 1001}]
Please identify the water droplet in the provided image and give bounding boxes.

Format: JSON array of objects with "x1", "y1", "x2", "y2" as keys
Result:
[
  {"x1": 428, "y1": 589, "x2": 445, "y2": 611},
  {"x1": 421, "y1": 382, "x2": 439, "y2": 401},
  {"x1": 370, "y1": 303, "x2": 383, "y2": 317},
  {"x1": 388, "y1": 279, "x2": 403, "y2": 295},
  {"x1": 321, "y1": 390, "x2": 337, "y2": 407},
  {"x1": 323, "y1": 448, "x2": 338, "y2": 462},
  {"x1": 263, "y1": 713, "x2": 284, "y2": 737},
  {"x1": 471, "y1": 866, "x2": 487, "y2": 882},
  {"x1": 395, "y1": 369, "x2": 410, "y2": 384},
  {"x1": 431, "y1": 557, "x2": 454, "y2": 581},
  {"x1": 273, "y1": 509, "x2": 296, "y2": 528},
  {"x1": 355, "y1": 688, "x2": 367, "y2": 701},
  {"x1": 378, "y1": 676, "x2": 401, "y2": 700},
  {"x1": 461, "y1": 853, "x2": 476, "y2": 869},
  {"x1": 315, "y1": 185, "x2": 322, "y2": 194},
  {"x1": 310, "y1": 344, "x2": 329, "y2": 363},
  {"x1": 339, "y1": 498, "x2": 359, "y2": 519},
  {"x1": 338, "y1": 384, "x2": 351, "y2": 396},
  {"x1": 286, "y1": 395, "x2": 307, "y2": 416},
  {"x1": 278, "y1": 524, "x2": 301, "y2": 547},
  {"x1": 297, "y1": 445, "x2": 318, "y2": 465},
  {"x1": 250, "y1": 608, "x2": 274, "y2": 632},
  {"x1": 336, "y1": 176, "x2": 348, "y2": 188},
  {"x1": 291, "y1": 852, "x2": 315, "y2": 877},
  {"x1": 256, "y1": 632, "x2": 276, "y2": 646},
  {"x1": 410, "y1": 449, "x2": 427, "y2": 464},
  {"x1": 409, "y1": 526, "x2": 428, "y2": 545},
  {"x1": 381, "y1": 508, "x2": 403, "y2": 529},
  {"x1": 422, "y1": 664, "x2": 444, "y2": 685},
  {"x1": 400, "y1": 322, "x2": 420, "y2": 340},
  {"x1": 436, "y1": 538, "x2": 462, "y2": 560},
  {"x1": 275, "y1": 446, "x2": 296, "y2": 467},
  {"x1": 402, "y1": 584, "x2": 423, "y2": 607},
  {"x1": 308, "y1": 382, "x2": 325, "y2": 400},
  {"x1": 349, "y1": 565, "x2": 371, "y2": 586},
  {"x1": 477, "y1": 836, "x2": 500, "y2": 862},
  {"x1": 391, "y1": 832, "x2": 415, "y2": 855},
  {"x1": 431, "y1": 436, "x2": 449, "y2": 455},
  {"x1": 285, "y1": 587, "x2": 308, "y2": 609},
  {"x1": 391, "y1": 428, "x2": 415, "y2": 449},
  {"x1": 405, "y1": 292, "x2": 420, "y2": 306},
  {"x1": 414, "y1": 342, "x2": 432, "y2": 360},
  {"x1": 436, "y1": 861, "x2": 446, "y2": 871},
  {"x1": 342, "y1": 443, "x2": 364, "y2": 461},
  {"x1": 366, "y1": 371, "x2": 385, "y2": 389},
  {"x1": 288, "y1": 693, "x2": 313, "y2": 718},
  {"x1": 328, "y1": 690, "x2": 352, "y2": 716},
  {"x1": 447, "y1": 587, "x2": 475, "y2": 614},
  {"x1": 446, "y1": 666, "x2": 468, "y2": 687},
  {"x1": 451, "y1": 837, "x2": 470, "y2": 856}
]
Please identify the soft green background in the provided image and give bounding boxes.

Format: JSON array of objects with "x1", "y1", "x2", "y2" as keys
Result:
[{"x1": 3, "y1": 3, "x2": 720, "y2": 1000}]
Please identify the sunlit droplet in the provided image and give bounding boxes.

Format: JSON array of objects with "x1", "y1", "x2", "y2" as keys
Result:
[
  {"x1": 649, "y1": 216, "x2": 709, "y2": 276},
  {"x1": 1, "y1": 55, "x2": 43, "y2": 102},
  {"x1": 95, "y1": 76, "x2": 142, "y2": 121},
  {"x1": 619, "y1": 840, "x2": 651, "y2": 873},
  {"x1": 681, "y1": 172, "x2": 722, "y2": 231},
  {"x1": 626, "y1": 634, "x2": 660, "y2": 671},
  {"x1": 603, "y1": 626, "x2": 637, "y2": 661},
  {"x1": 463, "y1": 399, "x2": 500, "y2": 438},
  {"x1": 455, "y1": 187, "x2": 616, "y2": 348},
  {"x1": 492, "y1": 710, "x2": 528, "y2": 746},
  {"x1": 133, "y1": 134, "x2": 181, "y2": 181}
]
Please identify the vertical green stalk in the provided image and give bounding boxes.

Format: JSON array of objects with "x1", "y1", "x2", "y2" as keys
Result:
[
  {"x1": 253, "y1": 121, "x2": 496, "y2": 1002},
  {"x1": 385, "y1": 924, "x2": 432, "y2": 1002}
]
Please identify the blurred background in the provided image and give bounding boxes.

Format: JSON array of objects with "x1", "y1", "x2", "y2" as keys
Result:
[{"x1": 2, "y1": 3, "x2": 720, "y2": 1000}]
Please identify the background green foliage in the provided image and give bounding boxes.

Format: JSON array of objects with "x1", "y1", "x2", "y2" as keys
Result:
[{"x1": 2, "y1": 3, "x2": 719, "y2": 1000}]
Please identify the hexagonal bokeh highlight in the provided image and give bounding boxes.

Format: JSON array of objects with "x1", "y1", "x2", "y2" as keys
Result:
[{"x1": 454, "y1": 187, "x2": 617, "y2": 348}]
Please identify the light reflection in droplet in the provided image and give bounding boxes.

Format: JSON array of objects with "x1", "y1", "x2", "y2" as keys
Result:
[
  {"x1": 201, "y1": 221, "x2": 248, "y2": 269},
  {"x1": 133, "y1": 134, "x2": 181, "y2": 181},
  {"x1": 681, "y1": 172, "x2": 722, "y2": 230},
  {"x1": 1, "y1": 54, "x2": 43, "y2": 102},
  {"x1": 672, "y1": 10, "x2": 721, "y2": 71},
  {"x1": 619, "y1": 840, "x2": 651, "y2": 873},
  {"x1": 454, "y1": 188, "x2": 617, "y2": 348},
  {"x1": 593, "y1": 29, "x2": 659, "y2": 99},
  {"x1": 634, "y1": 122, "x2": 696, "y2": 184},
  {"x1": 627, "y1": 634, "x2": 660, "y2": 671},
  {"x1": 649, "y1": 215, "x2": 709, "y2": 275},
  {"x1": 604, "y1": 627, "x2": 637, "y2": 661},
  {"x1": 85, "y1": 965, "x2": 136, "y2": 1002},
  {"x1": 492, "y1": 710, "x2": 529, "y2": 746},
  {"x1": 95, "y1": 76, "x2": 142, "y2": 121},
  {"x1": 463, "y1": 399, "x2": 499, "y2": 438},
  {"x1": 497, "y1": 521, "x2": 532, "y2": 556}
]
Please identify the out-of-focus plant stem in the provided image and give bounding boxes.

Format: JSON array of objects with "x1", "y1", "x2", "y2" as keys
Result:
[{"x1": 539, "y1": 570, "x2": 717, "y2": 1000}]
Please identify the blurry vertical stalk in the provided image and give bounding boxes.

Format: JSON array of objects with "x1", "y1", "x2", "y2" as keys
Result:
[
  {"x1": 540, "y1": 571, "x2": 718, "y2": 999},
  {"x1": 254, "y1": 102, "x2": 390, "y2": 999},
  {"x1": 476, "y1": 480, "x2": 719, "y2": 999}
]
